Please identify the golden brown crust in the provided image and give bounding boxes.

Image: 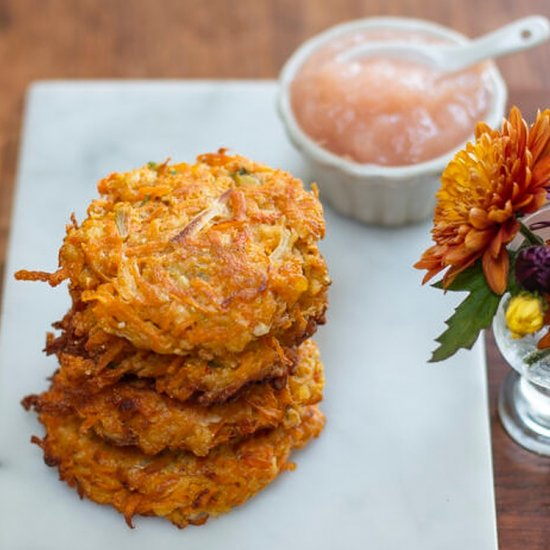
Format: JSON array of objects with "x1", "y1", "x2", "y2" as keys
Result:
[
  {"x1": 31, "y1": 405, "x2": 325, "y2": 528},
  {"x1": 17, "y1": 152, "x2": 330, "y2": 356},
  {"x1": 24, "y1": 340, "x2": 324, "y2": 456}
]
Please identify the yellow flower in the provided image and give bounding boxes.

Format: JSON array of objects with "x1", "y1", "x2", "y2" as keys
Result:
[
  {"x1": 415, "y1": 107, "x2": 550, "y2": 295},
  {"x1": 505, "y1": 294, "x2": 545, "y2": 339}
]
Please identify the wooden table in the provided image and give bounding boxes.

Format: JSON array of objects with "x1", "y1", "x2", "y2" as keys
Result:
[{"x1": 0, "y1": 1, "x2": 549, "y2": 548}]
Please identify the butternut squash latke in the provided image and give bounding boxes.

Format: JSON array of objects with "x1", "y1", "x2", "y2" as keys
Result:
[
  {"x1": 44, "y1": 303, "x2": 299, "y2": 404},
  {"x1": 32, "y1": 406, "x2": 325, "y2": 529},
  {"x1": 24, "y1": 340, "x2": 324, "y2": 457},
  {"x1": 17, "y1": 151, "x2": 329, "y2": 529},
  {"x1": 18, "y1": 151, "x2": 329, "y2": 356}
]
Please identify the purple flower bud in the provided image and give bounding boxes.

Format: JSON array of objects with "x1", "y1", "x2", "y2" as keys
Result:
[{"x1": 516, "y1": 246, "x2": 550, "y2": 293}]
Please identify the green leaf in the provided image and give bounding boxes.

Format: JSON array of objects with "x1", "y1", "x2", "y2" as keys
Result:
[{"x1": 429, "y1": 262, "x2": 501, "y2": 362}]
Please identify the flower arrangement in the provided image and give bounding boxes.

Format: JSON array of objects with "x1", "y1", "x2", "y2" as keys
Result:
[{"x1": 415, "y1": 106, "x2": 550, "y2": 362}]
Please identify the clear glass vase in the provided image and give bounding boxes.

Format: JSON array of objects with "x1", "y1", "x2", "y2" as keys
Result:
[
  {"x1": 492, "y1": 205, "x2": 550, "y2": 455},
  {"x1": 493, "y1": 296, "x2": 550, "y2": 455}
]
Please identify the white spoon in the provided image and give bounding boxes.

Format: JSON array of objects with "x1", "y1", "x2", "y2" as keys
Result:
[{"x1": 337, "y1": 16, "x2": 550, "y2": 73}]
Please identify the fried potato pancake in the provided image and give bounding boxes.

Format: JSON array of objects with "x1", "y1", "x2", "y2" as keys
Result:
[
  {"x1": 17, "y1": 151, "x2": 330, "y2": 356},
  {"x1": 31, "y1": 405, "x2": 325, "y2": 528},
  {"x1": 24, "y1": 340, "x2": 324, "y2": 456},
  {"x1": 46, "y1": 305, "x2": 298, "y2": 404}
]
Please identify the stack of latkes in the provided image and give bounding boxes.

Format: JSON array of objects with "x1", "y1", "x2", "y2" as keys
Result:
[{"x1": 18, "y1": 151, "x2": 330, "y2": 528}]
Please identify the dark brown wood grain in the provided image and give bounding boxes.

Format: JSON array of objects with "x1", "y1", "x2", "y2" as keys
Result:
[{"x1": 1, "y1": 1, "x2": 550, "y2": 548}]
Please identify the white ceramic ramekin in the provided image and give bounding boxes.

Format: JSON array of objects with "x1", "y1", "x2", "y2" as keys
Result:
[{"x1": 278, "y1": 17, "x2": 508, "y2": 226}]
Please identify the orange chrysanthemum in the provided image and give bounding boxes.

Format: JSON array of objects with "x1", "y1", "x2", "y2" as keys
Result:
[{"x1": 415, "y1": 106, "x2": 550, "y2": 295}]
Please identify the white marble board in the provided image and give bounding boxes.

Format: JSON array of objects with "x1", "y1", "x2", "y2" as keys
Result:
[{"x1": 0, "y1": 81, "x2": 497, "y2": 550}]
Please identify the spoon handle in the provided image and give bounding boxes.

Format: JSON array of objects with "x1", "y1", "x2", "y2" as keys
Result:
[
  {"x1": 442, "y1": 15, "x2": 550, "y2": 71},
  {"x1": 337, "y1": 16, "x2": 550, "y2": 73}
]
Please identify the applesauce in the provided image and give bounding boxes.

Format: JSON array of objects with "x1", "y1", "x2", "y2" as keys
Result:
[{"x1": 290, "y1": 29, "x2": 493, "y2": 166}]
